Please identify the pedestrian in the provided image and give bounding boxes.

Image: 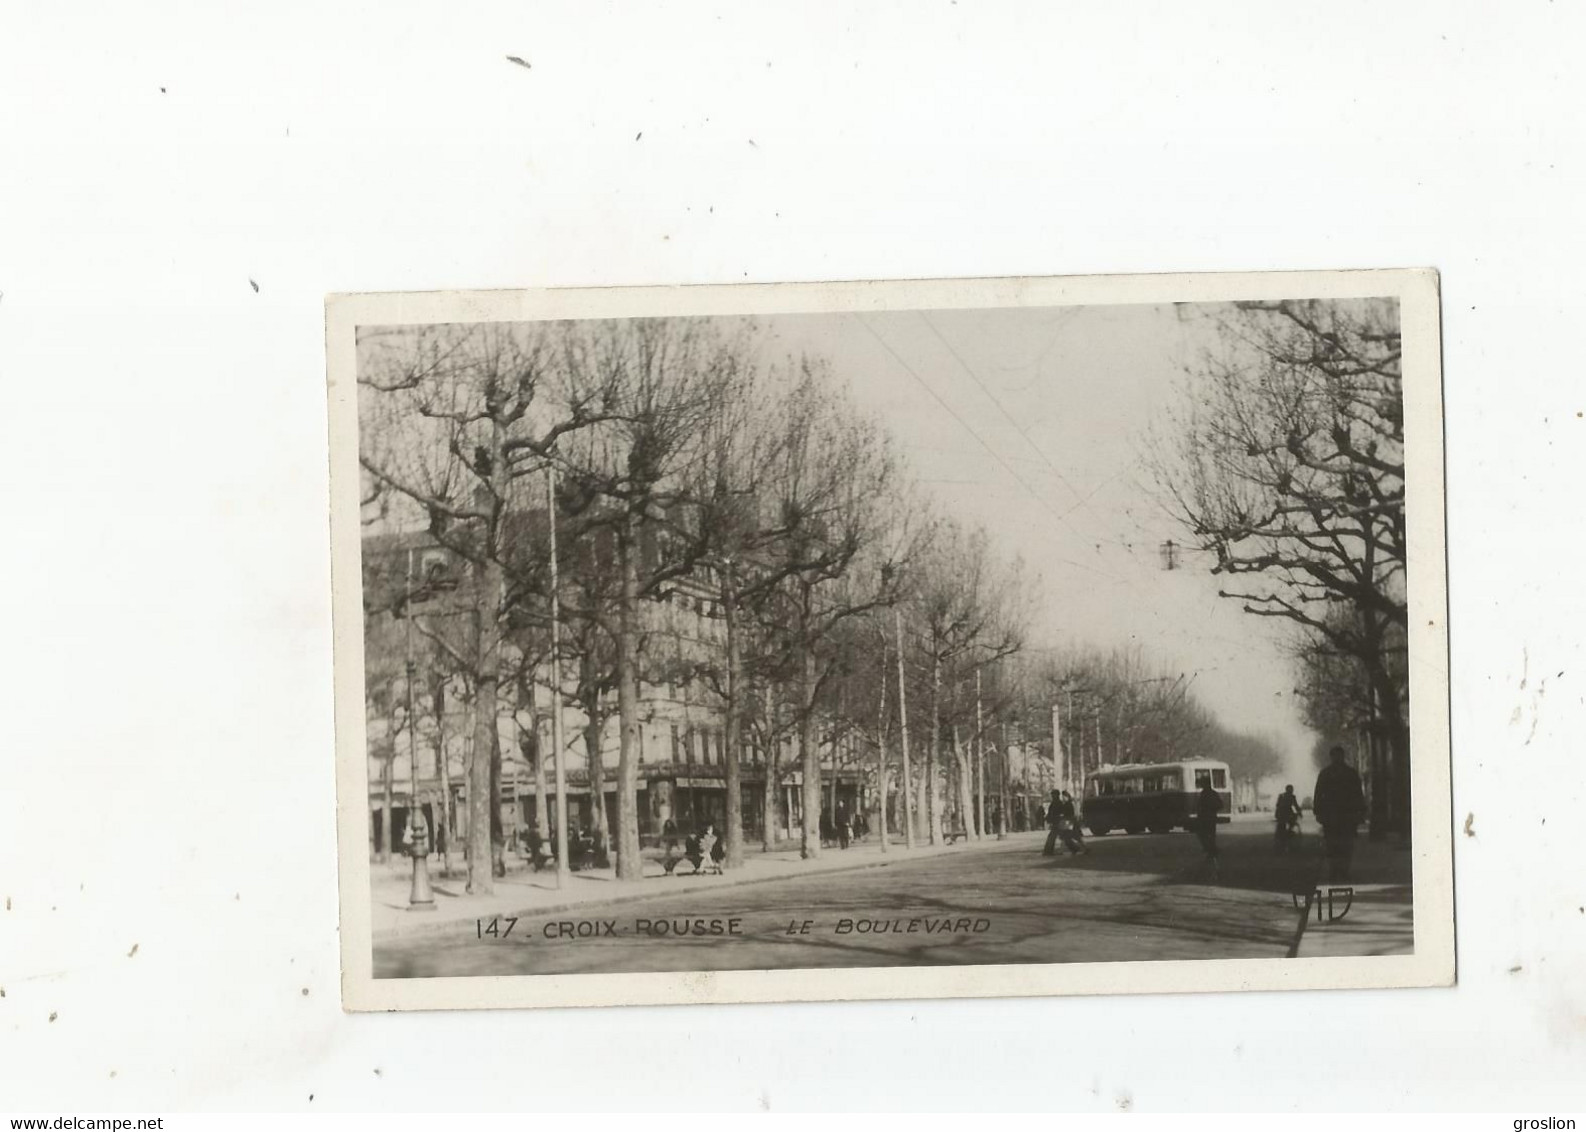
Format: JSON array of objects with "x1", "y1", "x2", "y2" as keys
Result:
[
  {"x1": 696, "y1": 823, "x2": 721, "y2": 873},
  {"x1": 1194, "y1": 781, "x2": 1222, "y2": 875},
  {"x1": 1056, "y1": 791, "x2": 1085, "y2": 854},
  {"x1": 1274, "y1": 784, "x2": 1302, "y2": 854},
  {"x1": 836, "y1": 803, "x2": 851, "y2": 849},
  {"x1": 1043, "y1": 790, "x2": 1064, "y2": 855},
  {"x1": 1312, "y1": 745, "x2": 1366, "y2": 882}
]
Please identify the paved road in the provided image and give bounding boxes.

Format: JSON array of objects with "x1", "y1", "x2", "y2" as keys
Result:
[{"x1": 375, "y1": 820, "x2": 1394, "y2": 978}]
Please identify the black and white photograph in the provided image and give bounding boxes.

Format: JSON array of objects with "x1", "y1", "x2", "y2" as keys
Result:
[{"x1": 329, "y1": 272, "x2": 1452, "y2": 1010}]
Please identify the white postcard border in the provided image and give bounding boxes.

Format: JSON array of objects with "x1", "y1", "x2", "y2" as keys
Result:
[{"x1": 327, "y1": 268, "x2": 1452, "y2": 1012}]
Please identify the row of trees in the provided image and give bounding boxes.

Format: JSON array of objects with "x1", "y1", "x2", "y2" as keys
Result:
[
  {"x1": 358, "y1": 313, "x2": 1297, "y2": 894},
  {"x1": 1150, "y1": 298, "x2": 1409, "y2": 832}
]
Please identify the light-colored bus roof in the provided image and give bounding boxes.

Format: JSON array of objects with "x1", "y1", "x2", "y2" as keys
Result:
[{"x1": 1088, "y1": 758, "x2": 1230, "y2": 777}]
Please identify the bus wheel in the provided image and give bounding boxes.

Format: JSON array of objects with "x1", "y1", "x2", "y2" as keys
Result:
[
  {"x1": 1125, "y1": 825, "x2": 1145, "y2": 836},
  {"x1": 1088, "y1": 825, "x2": 1109, "y2": 838},
  {"x1": 1149, "y1": 825, "x2": 1172, "y2": 835}
]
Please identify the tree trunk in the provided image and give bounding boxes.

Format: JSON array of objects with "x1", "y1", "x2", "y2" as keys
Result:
[
  {"x1": 927, "y1": 654, "x2": 943, "y2": 844},
  {"x1": 580, "y1": 651, "x2": 608, "y2": 842},
  {"x1": 953, "y1": 724, "x2": 975, "y2": 838},
  {"x1": 720, "y1": 566, "x2": 744, "y2": 868},
  {"x1": 827, "y1": 722, "x2": 837, "y2": 824},
  {"x1": 613, "y1": 509, "x2": 643, "y2": 880},
  {"x1": 999, "y1": 721, "x2": 1012, "y2": 840},
  {"x1": 489, "y1": 721, "x2": 505, "y2": 878},
  {"x1": 379, "y1": 749, "x2": 394, "y2": 864},
  {"x1": 875, "y1": 637, "x2": 890, "y2": 853},
  {"x1": 431, "y1": 676, "x2": 452, "y2": 875},
  {"x1": 895, "y1": 609, "x2": 915, "y2": 850},
  {"x1": 522, "y1": 731, "x2": 546, "y2": 835},
  {"x1": 467, "y1": 565, "x2": 501, "y2": 895},
  {"x1": 523, "y1": 678, "x2": 548, "y2": 839},
  {"x1": 799, "y1": 589, "x2": 824, "y2": 856},
  {"x1": 1366, "y1": 651, "x2": 1412, "y2": 837},
  {"x1": 761, "y1": 687, "x2": 778, "y2": 853}
]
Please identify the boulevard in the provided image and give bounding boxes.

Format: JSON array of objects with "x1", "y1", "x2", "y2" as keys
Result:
[{"x1": 374, "y1": 817, "x2": 1411, "y2": 978}]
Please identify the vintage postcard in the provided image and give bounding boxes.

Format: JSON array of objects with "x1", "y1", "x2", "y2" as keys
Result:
[{"x1": 327, "y1": 270, "x2": 1452, "y2": 1011}]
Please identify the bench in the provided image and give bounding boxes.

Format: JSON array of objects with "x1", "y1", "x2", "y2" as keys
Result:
[{"x1": 943, "y1": 827, "x2": 970, "y2": 845}]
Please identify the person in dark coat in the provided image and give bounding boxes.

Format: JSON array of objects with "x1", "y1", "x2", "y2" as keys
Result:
[
  {"x1": 1055, "y1": 791, "x2": 1085, "y2": 854},
  {"x1": 1194, "y1": 782, "x2": 1222, "y2": 874},
  {"x1": 1312, "y1": 746, "x2": 1366, "y2": 881},
  {"x1": 1042, "y1": 790, "x2": 1064, "y2": 855}
]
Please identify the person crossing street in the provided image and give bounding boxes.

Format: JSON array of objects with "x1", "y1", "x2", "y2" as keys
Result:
[{"x1": 1043, "y1": 789, "x2": 1085, "y2": 857}]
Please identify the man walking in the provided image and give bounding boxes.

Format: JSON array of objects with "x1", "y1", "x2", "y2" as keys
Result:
[
  {"x1": 1194, "y1": 781, "x2": 1222, "y2": 877},
  {"x1": 1042, "y1": 789, "x2": 1064, "y2": 855},
  {"x1": 1312, "y1": 745, "x2": 1366, "y2": 882}
]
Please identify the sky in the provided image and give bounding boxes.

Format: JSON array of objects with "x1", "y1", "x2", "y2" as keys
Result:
[{"x1": 757, "y1": 302, "x2": 1316, "y2": 781}]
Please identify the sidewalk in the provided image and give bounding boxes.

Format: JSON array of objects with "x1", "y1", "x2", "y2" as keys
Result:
[
  {"x1": 1291, "y1": 883, "x2": 1414, "y2": 958},
  {"x1": 371, "y1": 832, "x2": 1044, "y2": 941}
]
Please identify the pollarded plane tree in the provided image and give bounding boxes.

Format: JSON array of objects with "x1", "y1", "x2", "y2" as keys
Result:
[
  {"x1": 904, "y1": 520, "x2": 1026, "y2": 845},
  {"x1": 746, "y1": 362, "x2": 905, "y2": 860},
  {"x1": 357, "y1": 322, "x2": 621, "y2": 894},
  {"x1": 550, "y1": 317, "x2": 751, "y2": 880},
  {"x1": 1149, "y1": 298, "x2": 1409, "y2": 831}
]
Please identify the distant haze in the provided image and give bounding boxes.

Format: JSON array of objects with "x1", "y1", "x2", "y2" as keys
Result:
[{"x1": 757, "y1": 302, "x2": 1314, "y2": 784}]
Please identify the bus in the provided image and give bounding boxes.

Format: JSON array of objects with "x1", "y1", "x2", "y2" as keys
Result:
[{"x1": 1081, "y1": 759, "x2": 1233, "y2": 836}]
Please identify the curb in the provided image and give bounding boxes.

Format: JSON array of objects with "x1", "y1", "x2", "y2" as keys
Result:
[
  {"x1": 1286, "y1": 891, "x2": 1314, "y2": 958},
  {"x1": 372, "y1": 837, "x2": 1032, "y2": 943}
]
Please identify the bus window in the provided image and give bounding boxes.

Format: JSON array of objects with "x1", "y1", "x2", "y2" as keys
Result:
[
  {"x1": 1212, "y1": 768, "x2": 1227, "y2": 789},
  {"x1": 1194, "y1": 769, "x2": 1212, "y2": 789}
]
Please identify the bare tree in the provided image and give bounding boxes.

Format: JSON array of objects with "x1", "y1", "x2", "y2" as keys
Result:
[
  {"x1": 1149, "y1": 298, "x2": 1409, "y2": 831},
  {"x1": 906, "y1": 521, "x2": 1026, "y2": 843},
  {"x1": 750, "y1": 366, "x2": 903, "y2": 859},
  {"x1": 554, "y1": 318, "x2": 746, "y2": 879},
  {"x1": 358, "y1": 323, "x2": 617, "y2": 893}
]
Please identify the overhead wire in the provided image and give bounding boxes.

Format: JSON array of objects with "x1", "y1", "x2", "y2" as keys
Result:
[
  {"x1": 851, "y1": 312, "x2": 1137, "y2": 584},
  {"x1": 917, "y1": 311, "x2": 1145, "y2": 552}
]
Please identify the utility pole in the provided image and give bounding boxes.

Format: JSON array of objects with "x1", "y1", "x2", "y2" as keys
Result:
[
  {"x1": 546, "y1": 467, "x2": 570, "y2": 889},
  {"x1": 997, "y1": 719, "x2": 1011, "y2": 840},
  {"x1": 974, "y1": 668, "x2": 986, "y2": 839},
  {"x1": 1064, "y1": 687, "x2": 1075, "y2": 798},
  {"x1": 1050, "y1": 700, "x2": 1062, "y2": 799},
  {"x1": 876, "y1": 635, "x2": 890, "y2": 854},
  {"x1": 403, "y1": 547, "x2": 434, "y2": 910},
  {"x1": 894, "y1": 608, "x2": 916, "y2": 849},
  {"x1": 403, "y1": 549, "x2": 421, "y2": 845}
]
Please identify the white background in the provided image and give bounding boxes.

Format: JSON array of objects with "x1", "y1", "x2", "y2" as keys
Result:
[{"x1": 1, "y1": 0, "x2": 1582, "y2": 1113}]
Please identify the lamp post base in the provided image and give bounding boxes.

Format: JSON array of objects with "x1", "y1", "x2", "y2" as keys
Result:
[{"x1": 408, "y1": 856, "x2": 437, "y2": 911}]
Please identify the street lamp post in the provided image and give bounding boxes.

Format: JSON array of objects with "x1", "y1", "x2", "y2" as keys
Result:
[
  {"x1": 546, "y1": 467, "x2": 571, "y2": 890},
  {"x1": 404, "y1": 548, "x2": 435, "y2": 912},
  {"x1": 973, "y1": 669, "x2": 984, "y2": 838},
  {"x1": 894, "y1": 608, "x2": 916, "y2": 850}
]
